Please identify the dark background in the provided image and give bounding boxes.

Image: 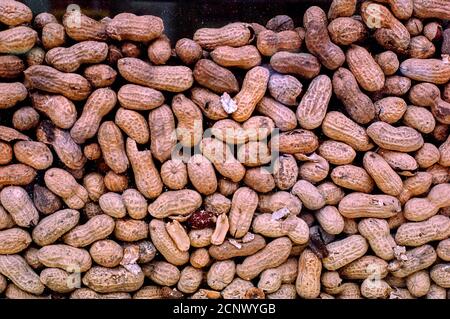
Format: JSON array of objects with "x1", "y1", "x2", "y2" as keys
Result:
[{"x1": 22, "y1": 0, "x2": 332, "y2": 40}]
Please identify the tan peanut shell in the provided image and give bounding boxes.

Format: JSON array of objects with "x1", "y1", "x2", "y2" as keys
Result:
[
  {"x1": 338, "y1": 193, "x2": 401, "y2": 218},
  {"x1": 297, "y1": 75, "x2": 332, "y2": 129},
  {"x1": 37, "y1": 244, "x2": 92, "y2": 272},
  {"x1": 292, "y1": 180, "x2": 326, "y2": 210},
  {"x1": 193, "y1": 22, "x2": 253, "y2": 50},
  {"x1": 228, "y1": 187, "x2": 258, "y2": 238},
  {"x1": 0, "y1": 255, "x2": 45, "y2": 295},
  {"x1": 142, "y1": 261, "x2": 180, "y2": 287},
  {"x1": 252, "y1": 214, "x2": 309, "y2": 244},
  {"x1": 332, "y1": 68, "x2": 375, "y2": 124},
  {"x1": 328, "y1": 17, "x2": 367, "y2": 45},
  {"x1": 62, "y1": 11, "x2": 107, "y2": 42},
  {"x1": 83, "y1": 266, "x2": 144, "y2": 293},
  {"x1": 106, "y1": 13, "x2": 163, "y2": 42},
  {"x1": 63, "y1": 214, "x2": 115, "y2": 247},
  {"x1": 270, "y1": 51, "x2": 321, "y2": 79},
  {"x1": 172, "y1": 94, "x2": 203, "y2": 147},
  {"x1": 190, "y1": 87, "x2": 228, "y2": 120},
  {"x1": 400, "y1": 58, "x2": 450, "y2": 85},
  {"x1": 71, "y1": 88, "x2": 117, "y2": 144},
  {"x1": 322, "y1": 111, "x2": 373, "y2": 151},
  {"x1": 267, "y1": 74, "x2": 302, "y2": 108},
  {"x1": 84, "y1": 64, "x2": 117, "y2": 88},
  {"x1": 160, "y1": 159, "x2": 188, "y2": 190},
  {"x1": 367, "y1": 121, "x2": 424, "y2": 152},
  {"x1": 46, "y1": 41, "x2": 108, "y2": 72},
  {"x1": 44, "y1": 168, "x2": 88, "y2": 209},
  {"x1": 318, "y1": 140, "x2": 356, "y2": 165},
  {"x1": 148, "y1": 189, "x2": 202, "y2": 218},
  {"x1": 0, "y1": 26, "x2": 37, "y2": 54},
  {"x1": 339, "y1": 255, "x2": 388, "y2": 279},
  {"x1": 0, "y1": 186, "x2": 39, "y2": 228},
  {"x1": 0, "y1": 164, "x2": 36, "y2": 187},
  {"x1": 304, "y1": 6, "x2": 345, "y2": 70},
  {"x1": 296, "y1": 249, "x2": 322, "y2": 299},
  {"x1": 89, "y1": 240, "x2": 123, "y2": 268},
  {"x1": 200, "y1": 138, "x2": 246, "y2": 182},
  {"x1": 257, "y1": 30, "x2": 301, "y2": 56},
  {"x1": 115, "y1": 219, "x2": 148, "y2": 242},
  {"x1": 118, "y1": 57, "x2": 193, "y2": 93},
  {"x1": 30, "y1": 92, "x2": 77, "y2": 129},
  {"x1": 258, "y1": 269, "x2": 282, "y2": 293},
  {"x1": 395, "y1": 215, "x2": 450, "y2": 247},
  {"x1": 0, "y1": 0, "x2": 33, "y2": 26},
  {"x1": 207, "y1": 260, "x2": 236, "y2": 290},
  {"x1": 209, "y1": 234, "x2": 266, "y2": 260},
  {"x1": 0, "y1": 228, "x2": 31, "y2": 254},
  {"x1": 211, "y1": 45, "x2": 261, "y2": 69},
  {"x1": 126, "y1": 138, "x2": 162, "y2": 199},
  {"x1": 316, "y1": 206, "x2": 345, "y2": 235},
  {"x1": 231, "y1": 66, "x2": 270, "y2": 122},
  {"x1": 322, "y1": 235, "x2": 369, "y2": 270},
  {"x1": 32, "y1": 209, "x2": 79, "y2": 246},
  {"x1": 149, "y1": 219, "x2": 189, "y2": 266},
  {"x1": 0, "y1": 82, "x2": 27, "y2": 109},
  {"x1": 388, "y1": 245, "x2": 436, "y2": 278},
  {"x1": 360, "y1": 2, "x2": 410, "y2": 54},
  {"x1": 24, "y1": 65, "x2": 91, "y2": 101},
  {"x1": 363, "y1": 152, "x2": 403, "y2": 196},
  {"x1": 404, "y1": 183, "x2": 450, "y2": 221},
  {"x1": 258, "y1": 191, "x2": 302, "y2": 216},
  {"x1": 193, "y1": 59, "x2": 239, "y2": 94},
  {"x1": 13, "y1": 141, "x2": 53, "y2": 170},
  {"x1": 331, "y1": 165, "x2": 375, "y2": 193},
  {"x1": 374, "y1": 97, "x2": 407, "y2": 124},
  {"x1": 328, "y1": 0, "x2": 357, "y2": 19},
  {"x1": 244, "y1": 167, "x2": 275, "y2": 193},
  {"x1": 117, "y1": 84, "x2": 164, "y2": 111},
  {"x1": 347, "y1": 45, "x2": 385, "y2": 92},
  {"x1": 236, "y1": 237, "x2": 292, "y2": 280},
  {"x1": 187, "y1": 155, "x2": 217, "y2": 195},
  {"x1": 358, "y1": 218, "x2": 397, "y2": 260},
  {"x1": 149, "y1": 105, "x2": 176, "y2": 163},
  {"x1": 114, "y1": 108, "x2": 150, "y2": 144}
]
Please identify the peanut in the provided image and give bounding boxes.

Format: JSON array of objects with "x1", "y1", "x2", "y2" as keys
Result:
[
  {"x1": 0, "y1": 26, "x2": 37, "y2": 54},
  {"x1": 0, "y1": 186, "x2": 39, "y2": 227},
  {"x1": 304, "y1": 6, "x2": 345, "y2": 70},
  {"x1": 236, "y1": 237, "x2": 292, "y2": 280},
  {"x1": 24, "y1": 65, "x2": 91, "y2": 101},
  {"x1": 37, "y1": 244, "x2": 92, "y2": 272},
  {"x1": 297, "y1": 75, "x2": 332, "y2": 129},
  {"x1": 367, "y1": 121, "x2": 424, "y2": 152},
  {"x1": 388, "y1": 245, "x2": 437, "y2": 277},
  {"x1": 83, "y1": 266, "x2": 144, "y2": 293},
  {"x1": 0, "y1": 255, "x2": 44, "y2": 295},
  {"x1": 257, "y1": 30, "x2": 301, "y2": 56},
  {"x1": 395, "y1": 215, "x2": 450, "y2": 246},
  {"x1": 106, "y1": 13, "x2": 163, "y2": 42},
  {"x1": 32, "y1": 209, "x2": 80, "y2": 246},
  {"x1": 30, "y1": 92, "x2": 77, "y2": 129},
  {"x1": 71, "y1": 88, "x2": 117, "y2": 144},
  {"x1": 332, "y1": 67, "x2": 376, "y2": 124},
  {"x1": 149, "y1": 219, "x2": 189, "y2": 266},
  {"x1": 296, "y1": 249, "x2": 322, "y2": 298},
  {"x1": 63, "y1": 214, "x2": 115, "y2": 247},
  {"x1": 270, "y1": 51, "x2": 321, "y2": 79},
  {"x1": 126, "y1": 138, "x2": 162, "y2": 199},
  {"x1": 193, "y1": 23, "x2": 253, "y2": 50},
  {"x1": 118, "y1": 57, "x2": 193, "y2": 93},
  {"x1": 322, "y1": 235, "x2": 369, "y2": 270},
  {"x1": 338, "y1": 193, "x2": 401, "y2": 218},
  {"x1": 404, "y1": 183, "x2": 450, "y2": 221}
]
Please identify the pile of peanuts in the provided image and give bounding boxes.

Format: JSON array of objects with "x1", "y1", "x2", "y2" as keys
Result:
[{"x1": 0, "y1": 0, "x2": 449, "y2": 299}]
